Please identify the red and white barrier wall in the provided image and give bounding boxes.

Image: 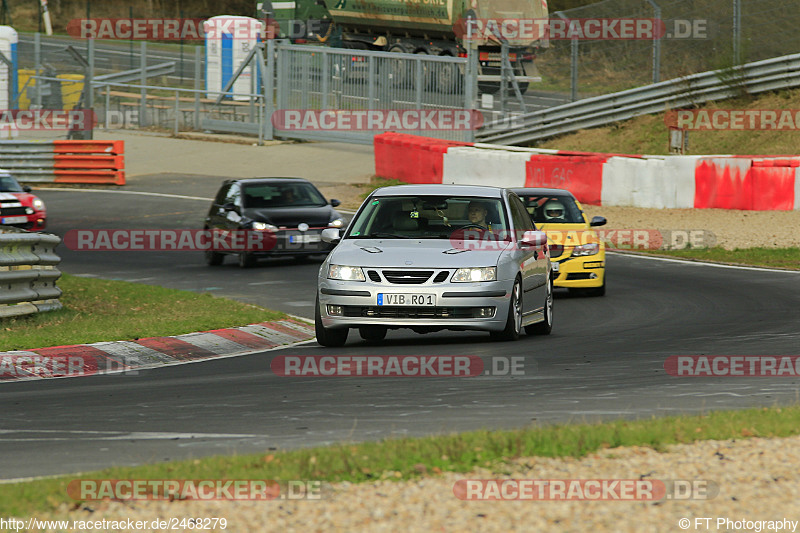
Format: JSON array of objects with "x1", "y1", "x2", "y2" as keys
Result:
[{"x1": 374, "y1": 132, "x2": 800, "y2": 211}]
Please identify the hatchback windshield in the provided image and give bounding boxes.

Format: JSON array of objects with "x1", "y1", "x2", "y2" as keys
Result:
[
  {"x1": 516, "y1": 193, "x2": 584, "y2": 224},
  {"x1": 0, "y1": 174, "x2": 23, "y2": 193},
  {"x1": 242, "y1": 182, "x2": 327, "y2": 208},
  {"x1": 346, "y1": 195, "x2": 509, "y2": 239}
]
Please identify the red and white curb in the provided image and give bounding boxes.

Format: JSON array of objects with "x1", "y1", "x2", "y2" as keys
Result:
[{"x1": 0, "y1": 319, "x2": 314, "y2": 382}]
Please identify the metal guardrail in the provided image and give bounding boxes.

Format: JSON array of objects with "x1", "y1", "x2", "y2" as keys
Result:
[
  {"x1": 478, "y1": 53, "x2": 800, "y2": 145},
  {"x1": 0, "y1": 227, "x2": 63, "y2": 319}
]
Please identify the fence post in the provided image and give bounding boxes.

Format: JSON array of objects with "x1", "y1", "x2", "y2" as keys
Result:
[
  {"x1": 34, "y1": 32, "x2": 42, "y2": 108},
  {"x1": 645, "y1": 0, "x2": 661, "y2": 83},
  {"x1": 140, "y1": 41, "x2": 147, "y2": 127},
  {"x1": 194, "y1": 45, "x2": 201, "y2": 130},
  {"x1": 174, "y1": 90, "x2": 179, "y2": 135},
  {"x1": 87, "y1": 38, "x2": 94, "y2": 110},
  {"x1": 264, "y1": 39, "x2": 274, "y2": 140}
]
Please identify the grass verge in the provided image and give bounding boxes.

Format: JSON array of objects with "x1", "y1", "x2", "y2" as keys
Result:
[
  {"x1": 623, "y1": 247, "x2": 800, "y2": 270},
  {"x1": 359, "y1": 176, "x2": 411, "y2": 201},
  {"x1": 0, "y1": 274, "x2": 285, "y2": 351},
  {"x1": 1, "y1": 405, "x2": 798, "y2": 515}
]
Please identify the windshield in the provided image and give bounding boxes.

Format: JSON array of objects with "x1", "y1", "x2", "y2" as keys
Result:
[
  {"x1": 516, "y1": 193, "x2": 584, "y2": 224},
  {"x1": 0, "y1": 174, "x2": 23, "y2": 193},
  {"x1": 346, "y1": 195, "x2": 509, "y2": 239},
  {"x1": 242, "y1": 182, "x2": 327, "y2": 208}
]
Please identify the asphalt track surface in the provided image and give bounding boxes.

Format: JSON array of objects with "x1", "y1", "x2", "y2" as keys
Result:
[{"x1": 1, "y1": 183, "x2": 799, "y2": 480}]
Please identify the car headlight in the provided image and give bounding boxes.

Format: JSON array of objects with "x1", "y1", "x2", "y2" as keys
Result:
[
  {"x1": 328, "y1": 218, "x2": 344, "y2": 228},
  {"x1": 32, "y1": 198, "x2": 45, "y2": 211},
  {"x1": 572, "y1": 243, "x2": 600, "y2": 257},
  {"x1": 452, "y1": 267, "x2": 497, "y2": 282},
  {"x1": 251, "y1": 221, "x2": 278, "y2": 231},
  {"x1": 328, "y1": 264, "x2": 366, "y2": 281}
]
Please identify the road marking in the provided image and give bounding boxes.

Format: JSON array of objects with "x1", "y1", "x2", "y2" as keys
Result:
[
  {"x1": 40, "y1": 188, "x2": 213, "y2": 202},
  {"x1": 608, "y1": 251, "x2": 800, "y2": 273}
]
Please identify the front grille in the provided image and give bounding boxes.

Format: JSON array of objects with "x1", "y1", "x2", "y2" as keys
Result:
[
  {"x1": 548, "y1": 244, "x2": 564, "y2": 258},
  {"x1": 382, "y1": 270, "x2": 434, "y2": 284},
  {"x1": 432, "y1": 271, "x2": 450, "y2": 283},
  {"x1": 0, "y1": 204, "x2": 26, "y2": 216},
  {"x1": 367, "y1": 270, "x2": 381, "y2": 282},
  {"x1": 342, "y1": 306, "x2": 492, "y2": 319}
]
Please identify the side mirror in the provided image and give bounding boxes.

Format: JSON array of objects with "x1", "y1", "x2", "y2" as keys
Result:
[
  {"x1": 589, "y1": 216, "x2": 607, "y2": 227},
  {"x1": 330, "y1": 199, "x2": 341, "y2": 207},
  {"x1": 22, "y1": 185, "x2": 32, "y2": 193},
  {"x1": 520, "y1": 230, "x2": 548, "y2": 247},
  {"x1": 222, "y1": 202, "x2": 239, "y2": 213},
  {"x1": 321, "y1": 228, "x2": 341, "y2": 244}
]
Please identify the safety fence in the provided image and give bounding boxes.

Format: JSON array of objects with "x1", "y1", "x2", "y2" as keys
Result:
[
  {"x1": 0, "y1": 227, "x2": 62, "y2": 319},
  {"x1": 374, "y1": 133, "x2": 800, "y2": 211},
  {"x1": 0, "y1": 140, "x2": 125, "y2": 185}
]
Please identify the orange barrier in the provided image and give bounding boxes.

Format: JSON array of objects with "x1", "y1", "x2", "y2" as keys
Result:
[
  {"x1": 374, "y1": 132, "x2": 472, "y2": 184},
  {"x1": 52, "y1": 140, "x2": 125, "y2": 185}
]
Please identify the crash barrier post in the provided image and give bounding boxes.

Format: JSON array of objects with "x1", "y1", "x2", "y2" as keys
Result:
[
  {"x1": 0, "y1": 227, "x2": 63, "y2": 319},
  {"x1": 0, "y1": 140, "x2": 125, "y2": 185}
]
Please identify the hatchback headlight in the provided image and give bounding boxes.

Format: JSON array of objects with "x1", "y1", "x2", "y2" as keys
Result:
[
  {"x1": 452, "y1": 267, "x2": 497, "y2": 282},
  {"x1": 251, "y1": 221, "x2": 278, "y2": 231},
  {"x1": 328, "y1": 218, "x2": 344, "y2": 228},
  {"x1": 572, "y1": 243, "x2": 600, "y2": 257},
  {"x1": 328, "y1": 264, "x2": 366, "y2": 281},
  {"x1": 32, "y1": 198, "x2": 45, "y2": 211}
]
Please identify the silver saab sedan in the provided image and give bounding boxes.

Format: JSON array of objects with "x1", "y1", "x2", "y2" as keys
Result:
[{"x1": 315, "y1": 185, "x2": 554, "y2": 347}]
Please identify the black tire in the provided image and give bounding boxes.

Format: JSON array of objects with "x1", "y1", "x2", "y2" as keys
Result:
[
  {"x1": 238, "y1": 252, "x2": 257, "y2": 268},
  {"x1": 570, "y1": 275, "x2": 605, "y2": 297},
  {"x1": 204, "y1": 227, "x2": 224, "y2": 266},
  {"x1": 491, "y1": 278, "x2": 522, "y2": 341},
  {"x1": 525, "y1": 277, "x2": 553, "y2": 335},
  {"x1": 205, "y1": 250, "x2": 224, "y2": 266},
  {"x1": 315, "y1": 297, "x2": 349, "y2": 347},
  {"x1": 359, "y1": 326, "x2": 387, "y2": 342}
]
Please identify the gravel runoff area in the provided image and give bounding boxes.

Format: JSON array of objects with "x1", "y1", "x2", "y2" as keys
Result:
[
  {"x1": 37, "y1": 434, "x2": 800, "y2": 532},
  {"x1": 319, "y1": 182, "x2": 800, "y2": 250}
]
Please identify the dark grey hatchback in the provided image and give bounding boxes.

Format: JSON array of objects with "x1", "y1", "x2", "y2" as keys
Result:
[{"x1": 204, "y1": 177, "x2": 344, "y2": 268}]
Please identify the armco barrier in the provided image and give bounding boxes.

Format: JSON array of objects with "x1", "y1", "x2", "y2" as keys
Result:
[
  {"x1": 374, "y1": 133, "x2": 800, "y2": 211},
  {"x1": 0, "y1": 227, "x2": 63, "y2": 318},
  {"x1": 0, "y1": 140, "x2": 125, "y2": 185}
]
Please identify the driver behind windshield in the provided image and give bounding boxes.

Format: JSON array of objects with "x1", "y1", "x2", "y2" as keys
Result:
[{"x1": 467, "y1": 201, "x2": 490, "y2": 229}]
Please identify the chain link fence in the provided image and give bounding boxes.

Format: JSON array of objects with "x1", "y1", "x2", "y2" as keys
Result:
[{"x1": 538, "y1": 0, "x2": 799, "y2": 99}]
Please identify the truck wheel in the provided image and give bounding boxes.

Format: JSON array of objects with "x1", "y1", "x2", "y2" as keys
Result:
[
  {"x1": 435, "y1": 61, "x2": 461, "y2": 94},
  {"x1": 384, "y1": 44, "x2": 412, "y2": 87}
]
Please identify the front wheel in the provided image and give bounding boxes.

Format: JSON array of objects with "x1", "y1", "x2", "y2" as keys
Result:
[
  {"x1": 491, "y1": 278, "x2": 521, "y2": 341},
  {"x1": 525, "y1": 277, "x2": 553, "y2": 335},
  {"x1": 238, "y1": 252, "x2": 257, "y2": 268},
  {"x1": 315, "y1": 297, "x2": 349, "y2": 347}
]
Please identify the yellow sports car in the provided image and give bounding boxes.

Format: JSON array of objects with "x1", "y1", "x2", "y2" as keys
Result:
[{"x1": 512, "y1": 188, "x2": 607, "y2": 296}]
